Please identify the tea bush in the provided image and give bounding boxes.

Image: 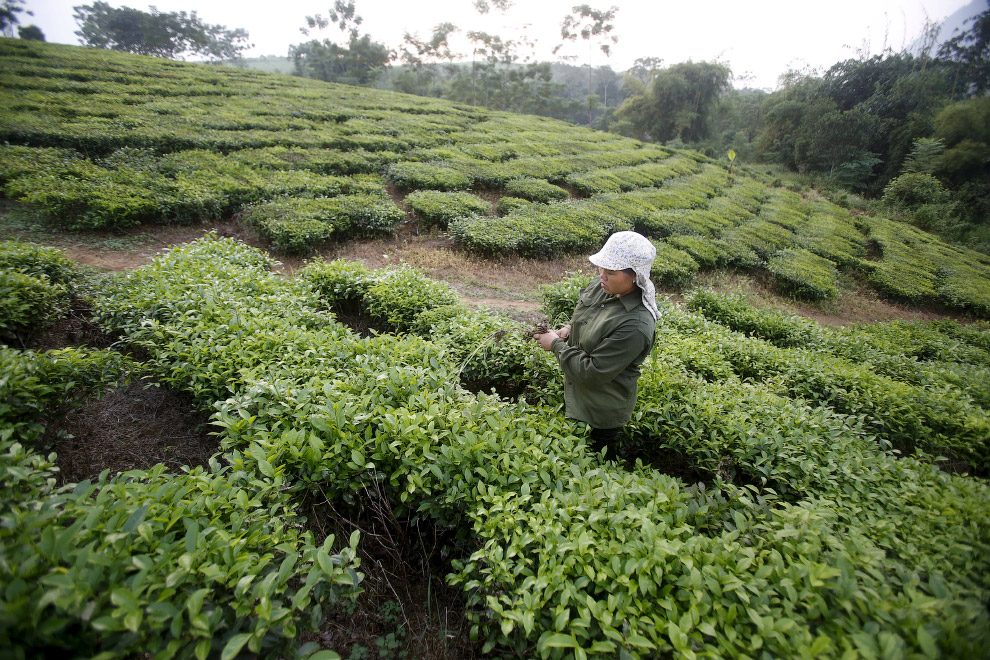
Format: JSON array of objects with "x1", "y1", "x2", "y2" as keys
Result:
[
  {"x1": 0, "y1": 270, "x2": 69, "y2": 344},
  {"x1": 244, "y1": 194, "x2": 404, "y2": 254},
  {"x1": 0, "y1": 442, "x2": 363, "y2": 660},
  {"x1": 77, "y1": 236, "x2": 990, "y2": 658},
  {"x1": 765, "y1": 248, "x2": 840, "y2": 300},
  {"x1": 0, "y1": 346, "x2": 131, "y2": 442},
  {"x1": 503, "y1": 177, "x2": 569, "y2": 203},
  {"x1": 496, "y1": 196, "x2": 531, "y2": 215},
  {"x1": 650, "y1": 242, "x2": 699, "y2": 288},
  {"x1": 404, "y1": 190, "x2": 491, "y2": 228},
  {"x1": 3, "y1": 40, "x2": 989, "y2": 315},
  {"x1": 539, "y1": 272, "x2": 591, "y2": 327},
  {"x1": 386, "y1": 161, "x2": 473, "y2": 191}
]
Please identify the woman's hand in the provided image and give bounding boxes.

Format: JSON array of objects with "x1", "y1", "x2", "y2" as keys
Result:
[
  {"x1": 556, "y1": 324, "x2": 571, "y2": 340},
  {"x1": 533, "y1": 330, "x2": 559, "y2": 351}
]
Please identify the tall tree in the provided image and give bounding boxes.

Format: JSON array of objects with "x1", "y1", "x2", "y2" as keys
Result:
[
  {"x1": 0, "y1": 0, "x2": 30, "y2": 37},
  {"x1": 396, "y1": 22, "x2": 459, "y2": 95},
  {"x1": 938, "y1": 1, "x2": 990, "y2": 95},
  {"x1": 73, "y1": 2, "x2": 250, "y2": 61},
  {"x1": 290, "y1": 2, "x2": 393, "y2": 85},
  {"x1": 555, "y1": 4, "x2": 619, "y2": 119},
  {"x1": 613, "y1": 60, "x2": 731, "y2": 143},
  {"x1": 471, "y1": 0, "x2": 513, "y2": 14}
]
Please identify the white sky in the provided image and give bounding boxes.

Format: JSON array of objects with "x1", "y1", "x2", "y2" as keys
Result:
[{"x1": 19, "y1": 0, "x2": 978, "y2": 90}]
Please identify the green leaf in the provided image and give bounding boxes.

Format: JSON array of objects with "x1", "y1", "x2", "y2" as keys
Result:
[
  {"x1": 122, "y1": 503, "x2": 150, "y2": 533},
  {"x1": 540, "y1": 632, "x2": 577, "y2": 649},
  {"x1": 221, "y1": 633, "x2": 252, "y2": 660},
  {"x1": 307, "y1": 652, "x2": 341, "y2": 660},
  {"x1": 916, "y1": 627, "x2": 937, "y2": 659}
]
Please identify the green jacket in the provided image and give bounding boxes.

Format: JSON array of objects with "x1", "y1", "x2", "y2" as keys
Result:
[{"x1": 551, "y1": 280, "x2": 656, "y2": 429}]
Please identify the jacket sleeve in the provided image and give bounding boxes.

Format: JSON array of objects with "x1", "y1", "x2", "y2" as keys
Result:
[{"x1": 550, "y1": 322, "x2": 650, "y2": 386}]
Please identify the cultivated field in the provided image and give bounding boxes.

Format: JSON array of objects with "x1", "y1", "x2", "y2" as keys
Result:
[{"x1": 2, "y1": 39, "x2": 989, "y2": 659}]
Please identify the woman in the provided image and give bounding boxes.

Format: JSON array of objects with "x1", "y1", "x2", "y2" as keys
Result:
[{"x1": 534, "y1": 231, "x2": 660, "y2": 452}]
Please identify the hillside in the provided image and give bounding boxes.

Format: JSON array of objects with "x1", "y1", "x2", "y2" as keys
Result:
[
  {"x1": 2, "y1": 38, "x2": 990, "y2": 317},
  {"x1": 2, "y1": 39, "x2": 990, "y2": 660}
]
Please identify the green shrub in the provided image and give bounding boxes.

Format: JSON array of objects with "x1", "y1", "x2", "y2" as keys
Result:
[
  {"x1": 503, "y1": 177, "x2": 568, "y2": 203},
  {"x1": 496, "y1": 196, "x2": 532, "y2": 215},
  {"x1": 0, "y1": 270, "x2": 69, "y2": 343},
  {"x1": 539, "y1": 272, "x2": 590, "y2": 327},
  {"x1": 0, "y1": 445, "x2": 362, "y2": 660},
  {"x1": 0, "y1": 241, "x2": 78, "y2": 288},
  {"x1": 0, "y1": 347, "x2": 131, "y2": 442},
  {"x1": 405, "y1": 190, "x2": 490, "y2": 228},
  {"x1": 245, "y1": 195, "x2": 404, "y2": 254},
  {"x1": 82, "y1": 235, "x2": 990, "y2": 658},
  {"x1": 386, "y1": 161, "x2": 472, "y2": 191},
  {"x1": 651, "y1": 241, "x2": 700, "y2": 288},
  {"x1": 882, "y1": 172, "x2": 952, "y2": 208},
  {"x1": 365, "y1": 265, "x2": 462, "y2": 332},
  {"x1": 299, "y1": 258, "x2": 376, "y2": 305},
  {"x1": 666, "y1": 234, "x2": 732, "y2": 268},
  {"x1": 766, "y1": 248, "x2": 839, "y2": 301}
]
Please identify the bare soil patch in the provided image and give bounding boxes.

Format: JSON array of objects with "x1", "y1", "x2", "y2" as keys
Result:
[{"x1": 47, "y1": 379, "x2": 217, "y2": 486}]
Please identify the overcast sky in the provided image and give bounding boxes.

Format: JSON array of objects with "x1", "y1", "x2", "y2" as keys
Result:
[{"x1": 19, "y1": 0, "x2": 980, "y2": 89}]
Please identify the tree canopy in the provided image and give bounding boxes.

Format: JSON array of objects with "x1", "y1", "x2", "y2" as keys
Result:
[
  {"x1": 72, "y1": 2, "x2": 251, "y2": 61},
  {"x1": 613, "y1": 61, "x2": 731, "y2": 143}
]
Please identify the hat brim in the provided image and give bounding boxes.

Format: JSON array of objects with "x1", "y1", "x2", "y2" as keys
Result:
[{"x1": 588, "y1": 251, "x2": 627, "y2": 270}]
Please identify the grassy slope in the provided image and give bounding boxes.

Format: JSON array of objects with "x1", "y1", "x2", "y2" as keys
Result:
[
  {"x1": 3, "y1": 39, "x2": 990, "y2": 660},
  {"x1": 2, "y1": 38, "x2": 990, "y2": 318}
]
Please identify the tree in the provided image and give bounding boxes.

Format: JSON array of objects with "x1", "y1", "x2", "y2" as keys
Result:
[
  {"x1": 17, "y1": 24, "x2": 43, "y2": 41},
  {"x1": 395, "y1": 22, "x2": 459, "y2": 95},
  {"x1": 0, "y1": 0, "x2": 30, "y2": 37},
  {"x1": 938, "y1": 1, "x2": 990, "y2": 95},
  {"x1": 72, "y1": 2, "x2": 251, "y2": 61},
  {"x1": 290, "y1": 2, "x2": 393, "y2": 85},
  {"x1": 472, "y1": 0, "x2": 513, "y2": 14},
  {"x1": 555, "y1": 4, "x2": 619, "y2": 120},
  {"x1": 613, "y1": 61, "x2": 731, "y2": 143}
]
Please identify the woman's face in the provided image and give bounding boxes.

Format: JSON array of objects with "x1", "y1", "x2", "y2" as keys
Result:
[{"x1": 598, "y1": 268, "x2": 637, "y2": 297}]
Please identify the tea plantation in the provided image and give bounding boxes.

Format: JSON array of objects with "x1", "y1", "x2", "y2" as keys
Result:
[
  {"x1": 2, "y1": 39, "x2": 990, "y2": 660},
  {"x1": 2, "y1": 39, "x2": 990, "y2": 315}
]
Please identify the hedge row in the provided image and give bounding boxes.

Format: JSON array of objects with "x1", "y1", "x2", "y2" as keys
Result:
[
  {"x1": 73, "y1": 237, "x2": 990, "y2": 658},
  {"x1": 687, "y1": 289, "x2": 990, "y2": 409},
  {"x1": 0, "y1": 343, "x2": 362, "y2": 659},
  {"x1": 244, "y1": 194, "x2": 404, "y2": 254},
  {"x1": 657, "y1": 303, "x2": 990, "y2": 471},
  {"x1": 0, "y1": 240, "x2": 79, "y2": 344}
]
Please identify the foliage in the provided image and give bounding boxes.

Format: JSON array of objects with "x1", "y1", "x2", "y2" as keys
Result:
[
  {"x1": 765, "y1": 248, "x2": 840, "y2": 300},
  {"x1": 364, "y1": 265, "x2": 462, "y2": 332},
  {"x1": 650, "y1": 241, "x2": 699, "y2": 288},
  {"x1": 244, "y1": 194, "x2": 403, "y2": 254},
  {"x1": 0, "y1": 346, "x2": 131, "y2": 442},
  {"x1": 21, "y1": 236, "x2": 981, "y2": 659},
  {"x1": 0, "y1": 240, "x2": 79, "y2": 343},
  {"x1": 938, "y1": 2, "x2": 990, "y2": 94},
  {"x1": 495, "y1": 196, "x2": 531, "y2": 215},
  {"x1": 404, "y1": 190, "x2": 490, "y2": 228},
  {"x1": 73, "y1": 2, "x2": 251, "y2": 61},
  {"x1": 613, "y1": 61, "x2": 731, "y2": 143},
  {"x1": 0, "y1": 437, "x2": 362, "y2": 660},
  {"x1": 0, "y1": 0, "x2": 28, "y2": 34},
  {"x1": 503, "y1": 177, "x2": 568, "y2": 203},
  {"x1": 1, "y1": 41, "x2": 989, "y2": 312},
  {"x1": 539, "y1": 272, "x2": 590, "y2": 327}
]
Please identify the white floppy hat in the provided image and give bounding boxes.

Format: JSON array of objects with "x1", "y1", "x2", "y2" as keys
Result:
[{"x1": 589, "y1": 231, "x2": 661, "y2": 321}]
